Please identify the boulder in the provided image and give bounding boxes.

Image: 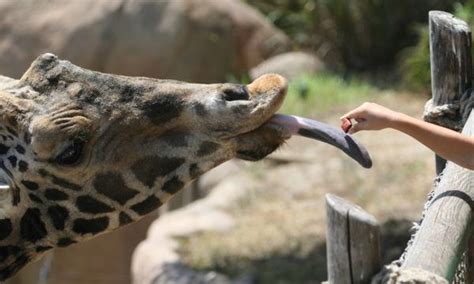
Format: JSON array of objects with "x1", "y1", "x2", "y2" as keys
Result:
[
  {"x1": 250, "y1": 51, "x2": 325, "y2": 81},
  {"x1": 0, "y1": 0, "x2": 290, "y2": 83}
]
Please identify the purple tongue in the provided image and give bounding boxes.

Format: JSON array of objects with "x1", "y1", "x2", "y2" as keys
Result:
[{"x1": 270, "y1": 114, "x2": 372, "y2": 168}]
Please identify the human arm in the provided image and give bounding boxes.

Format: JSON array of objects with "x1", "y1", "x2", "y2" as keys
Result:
[{"x1": 341, "y1": 102, "x2": 474, "y2": 170}]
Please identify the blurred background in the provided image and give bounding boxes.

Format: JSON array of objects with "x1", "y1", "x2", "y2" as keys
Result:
[{"x1": 1, "y1": 0, "x2": 472, "y2": 283}]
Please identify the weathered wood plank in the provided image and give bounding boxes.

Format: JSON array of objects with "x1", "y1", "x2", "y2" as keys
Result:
[
  {"x1": 428, "y1": 10, "x2": 471, "y2": 110},
  {"x1": 425, "y1": 11, "x2": 472, "y2": 174},
  {"x1": 348, "y1": 204, "x2": 381, "y2": 283},
  {"x1": 402, "y1": 110, "x2": 474, "y2": 281},
  {"x1": 325, "y1": 194, "x2": 381, "y2": 284},
  {"x1": 326, "y1": 194, "x2": 352, "y2": 284}
]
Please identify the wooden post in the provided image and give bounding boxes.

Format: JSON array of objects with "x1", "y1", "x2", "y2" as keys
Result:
[
  {"x1": 425, "y1": 10, "x2": 472, "y2": 174},
  {"x1": 402, "y1": 110, "x2": 474, "y2": 281},
  {"x1": 325, "y1": 194, "x2": 381, "y2": 284}
]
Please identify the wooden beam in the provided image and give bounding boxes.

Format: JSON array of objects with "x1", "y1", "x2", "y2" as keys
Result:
[
  {"x1": 402, "y1": 110, "x2": 474, "y2": 281},
  {"x1": 325, "y1": 194, "x2": 381, "y2": 283}
]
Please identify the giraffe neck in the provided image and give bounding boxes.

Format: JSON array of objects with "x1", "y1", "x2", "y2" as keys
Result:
[{"x1": 0, "y1": 137, "x2": 232, "y2": 280}]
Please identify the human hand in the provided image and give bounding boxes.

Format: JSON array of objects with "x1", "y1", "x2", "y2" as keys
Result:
[{"x1": 340, "y1": 102, "x2": 401, "y2": 134}]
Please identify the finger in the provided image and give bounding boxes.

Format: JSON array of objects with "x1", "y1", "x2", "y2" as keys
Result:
[
  {"x1": 340, "y1": 109, "x2": 358, "y2": 120},
  {"x1": 340, "y1": 105, "x2": 367, "y2": 120},
  {"x1": 349, "y1": 121, "x2": 368, "y2": 134}
]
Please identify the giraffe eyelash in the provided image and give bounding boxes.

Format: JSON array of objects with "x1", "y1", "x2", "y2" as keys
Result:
[
  {"x1": 51, "y1": 110, "x2": 84, "y2": 120},
  {"x1": 51, "y1": 115, "x2": 91, "y2": 134},
  {"x1": 49, "y1": 104, "x2": 82, "y2": 117}
]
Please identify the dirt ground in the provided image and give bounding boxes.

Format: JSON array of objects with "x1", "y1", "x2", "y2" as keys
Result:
[{"x1": 179, "y1": 94, "x2": 437, "y2": 283}]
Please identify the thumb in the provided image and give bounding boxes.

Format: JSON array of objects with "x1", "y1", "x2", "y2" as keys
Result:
[{"x1": 349, "y1": 120, "x2": 368, "y2": 134}]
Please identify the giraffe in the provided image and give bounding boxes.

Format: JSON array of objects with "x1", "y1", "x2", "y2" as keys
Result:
[{"x1": 0, "y1": 53, "x2": 370, "y2": 280}]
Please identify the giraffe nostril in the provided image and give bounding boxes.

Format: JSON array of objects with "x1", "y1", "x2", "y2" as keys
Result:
[{"x1": 222, "y1": 86, "x2": 249, "y2": 102}]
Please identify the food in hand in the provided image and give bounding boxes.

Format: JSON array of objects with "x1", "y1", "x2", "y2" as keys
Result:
[{"x1": 341, "y1": 117, "x2": 352, "y2": 133}]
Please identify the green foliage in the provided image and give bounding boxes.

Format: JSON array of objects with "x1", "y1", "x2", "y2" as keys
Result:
[
  {"x1": 454, "y1": 0, "x2": 474, "y2": 23},
  {"x1": 313, "y1": 0, "x2": 458, "y2": 71},
  {"x1": 280, "y1": 73, "x2": 377, "y2": 116},
  {"x1": 400, "y1": 1, "x2": 474, "y2": 92},
  {"x1": 246, "y1": 0, "x2": 458, "y2": 71},
  {"x1": 399, "y1": 27, "x2": 431, "y2": 93}
]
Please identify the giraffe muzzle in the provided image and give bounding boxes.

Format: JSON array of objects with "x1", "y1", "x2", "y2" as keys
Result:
[{"x1": 244, "y1": 74, "x2": 372, "y2": 168}]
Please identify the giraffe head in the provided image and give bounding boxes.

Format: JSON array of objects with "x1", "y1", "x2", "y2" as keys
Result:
[{"x1": 0, "y1": 54, "x2": 290, "y2": 279}]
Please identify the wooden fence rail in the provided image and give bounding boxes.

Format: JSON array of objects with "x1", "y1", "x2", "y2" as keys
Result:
[
  {"x1": 400, "y1": 111, "x2": 473, "y2": 282},
  {"x1": 401, "y1": 10, "x2": 474, "y2": 282}
]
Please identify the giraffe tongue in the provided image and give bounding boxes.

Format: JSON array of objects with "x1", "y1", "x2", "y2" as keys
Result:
[{"x1": 270, "y1": 114, "x2": 372, "y2": 168}]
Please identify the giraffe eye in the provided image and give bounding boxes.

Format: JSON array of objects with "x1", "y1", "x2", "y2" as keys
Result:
[{"x1": 55, "y1": 139, "x2": 85, "y2": 165}]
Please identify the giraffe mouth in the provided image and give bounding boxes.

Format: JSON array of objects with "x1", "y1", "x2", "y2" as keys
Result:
[{"x1": 241, "y1": 74, "x2": 372, "y2": 168}]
